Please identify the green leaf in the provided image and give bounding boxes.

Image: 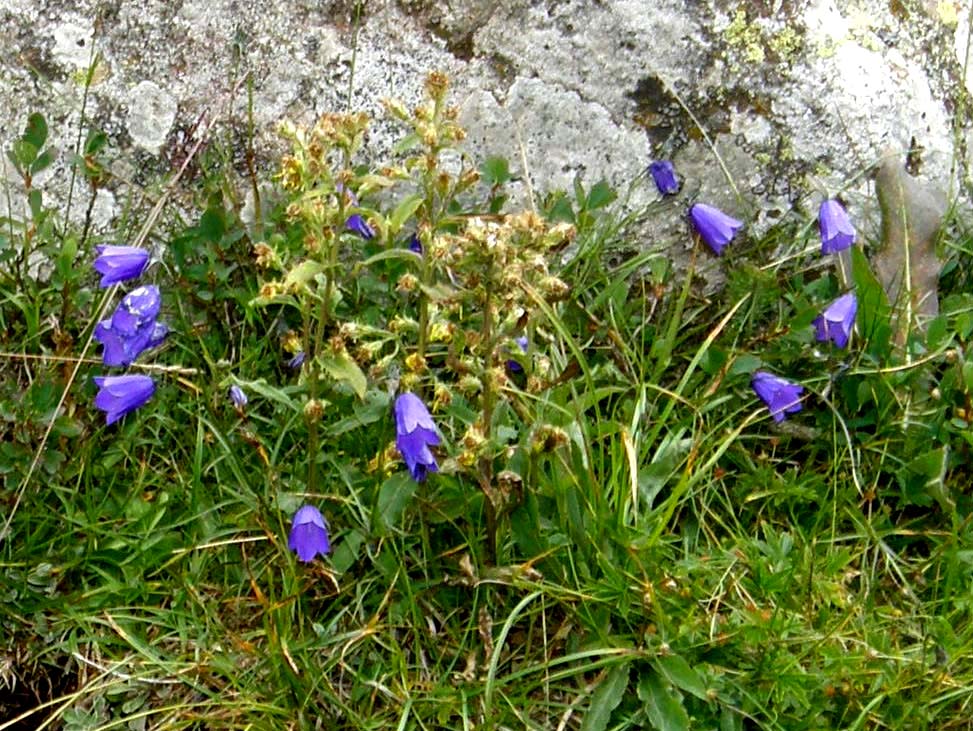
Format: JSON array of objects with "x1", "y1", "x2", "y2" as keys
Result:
[
  {"x1": 586, "y1": 180, "x2": 617, "y2": 211},
  {"x1": 30, "y1": 149, "x2": 55, "y2": 176},
  {"x1": 638, "y1": 671, "x2": 689, "y2": 731},
  {"x1": 84, "y1": 128, "x2": 108, "y2": 155},
  {"x1": 24, "y1": 112, "x2": 48, "y2": 149},
  {"x1": 320, "y1": 350, "x2": 367, "y2": 399},
  {"x1": 481, "y1": 156, "x2": 511, "y2": 186},
  {"x1": 654, "y1": 655, "x2": 709, "y2": 702},
  {"x1": 56, "y1": 236, "x2": 79, "y2": 280},
  {"x1": 375, "y1": 472, "x2": 417, "y2": 532},
  {"x1": 392, "y1": 133, "x2": 421, "y2": 155},
  {"x1": 10, "y1": 139, "x2": 37, "y2": 170},
  {"x1": 581, "y1": 662, "x2": 630, "y2": 731},
  {"x1": 237, "y1": 380, "x2": 303, "y2": 412},
  {"x1": 388, "y1": 194, "x2": 424, "y2": 235},
  {"x1": 850, "y1": 246, "x2": 892, "y2": 357},
  {"x1": 282, "y1": 260, "x2": 325, "y2": 292},
  {"x1": 324, "y1": 389, "x2": 391, "y2": 436}
]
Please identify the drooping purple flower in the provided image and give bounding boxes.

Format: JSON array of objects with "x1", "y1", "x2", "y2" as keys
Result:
[
  {"x1": 751, "y1": 371, "x2": 804, "y2": 422},
  {"x1": 93, "y1": 285, "x2": 167, "y2": 367},
  {"x1": 506, "y1": 335, "x2": 529, "y2": 373},
  {"x1": 649, "y1": 160, "x2": 680, "y2": 196},
  {"x1": 345, "y1": 214, "x2": 375, "y2": 240},
  {"x1": 93, "y1": 374, "x2": 156, "y2": 425},
  {"x1": 287, "y1": 351, "x2": 306, "y2": 369},
  {"x1": 111, "y1": 285, "x2": 162, "y2": 336},
  {"x1": 813, "y1": 292, "x2": 858, "y2": 348},
  {"x1": 394, "y1": 392, "x2": 440, "y2": 482},
  {"x1": 229, "y1": 384, "x2": 248, "y2": 408},
  {"x1": 819, "y1": 199, "x2": 856, "y2": 254},
  {"x1": 408, "y1": 233, "x2": 422, "y2": 254},
  {"x1": 689, "y1": 203, "x2": 744, "y2": 255},
  {"x1": 288, "y1": 504, "x2": 331, "y2": 562},
  {"x1": 92, "y1": 245, "x2": 150, "y2": 287}
]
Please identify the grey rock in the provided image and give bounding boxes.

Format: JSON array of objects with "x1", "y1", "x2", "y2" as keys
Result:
[
  {"x1": 0, "y1": 0, "x2": 967, "y2": 250},
  {"x1": 872, "y1": 150, "x2": 946, "y2": 338}
]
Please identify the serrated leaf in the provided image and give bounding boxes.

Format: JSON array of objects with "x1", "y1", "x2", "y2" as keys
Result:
[
  {"x1": 388, "y1": 194, "x2": 424, "y2": 235},
  {"x1": 638, "y1": 672, "x2": 689, "y2": 731},
  {"x1": 24, "y1": 112, "x2": 48, "y2": 149},
  {"x1": 654, "y1": 655, "x2": 708, "y2": 702},
  {"x1": 581, "y1": 662, "x2": 630, "y2": 731},
  {"x1": 320, "y1": 350, "x2": 367, "y2": 399},
  {"x1": 481, "y1": 156, "x2": 511, "y2": 186}
]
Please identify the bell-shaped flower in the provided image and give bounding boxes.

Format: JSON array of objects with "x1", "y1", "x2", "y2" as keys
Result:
[
  {"x1": 93, "y1": 374, "x2": 156, "y2": 425},
  {"x1": 394, "y1": 392, "x2": 440, "y2": 482},
  {"x1": 229, "y1": 385, "x2": 248, "y2": 408},
  {"x1": 819, "y1": 199, "x2": 856, "y2": 254},
  {"x1": 506, "y1": 336, "x2": 529, "y2": 373},
  {"x1": 94, "y1": 286, "x2": 167, "y2": 367},
  {"x1": 649, "y1": 160, "x2": 680, "y2": 196},
  {"x1": 287, "y1": 351, "x2": 306, "y2": 369},
  {"x1": 93, "y1": 245, "x2": 150, "y2": 287},
  {"x1": 345, "y1": 214, "x2": 375, "y2": 240},
  {"x1": 288, "y1": 505, "x2": 331, "y2": 562},
  {"x1": 689, "y1": 203, "x2": 743, "y2": 255},
  {"x1": 408, "y1": 233, "x2": 423, "y2": 254},
  {"x1": 813, "y1": 292, "x2": 857, "y2": 348},
  {"x1": 751, "y1": 371, "x2": 804, "y2": 422}
]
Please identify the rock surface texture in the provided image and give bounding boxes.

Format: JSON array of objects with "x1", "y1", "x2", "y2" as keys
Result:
[{"x1": 0, "y1": 0, "x2": 969, "y2": 249}]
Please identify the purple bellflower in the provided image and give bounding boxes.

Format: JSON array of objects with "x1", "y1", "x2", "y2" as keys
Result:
[
  {"x1": 93, "y1": 374, "x2": 156, "y2": 425},
  {"x1": 506, "y1": 336, "x2": 529, "y2": 373},
  {"x1": 751, "y1": 371, "x2": 804, "y2": 422},
  {"x1": 689, "y1": 203, "x2": 744, "y2": 255},
  {"x1": 819, "y1": 199, "x2": 856, "y2": 254},
  {"x1": 94, "y1": 285, "x2": 167, "y2": 367},
  {"x1": 229, "y1": 385, "x2": 248, "y2": 408},
  {"x1": 345, "y1": 214, "x2": 375, "y2": 240},
  {"x1": 288, "y1": 505, "x2": 331, "y2": 562},
  {"x1": 394, "y1": 392, "x2": 440, "y2": 482},
  {"x1": 408, "y1": 233, "x2": 422, "y2": 254},
  {"x1": 813, "y1": 292, "x2": 857, "y2": 348},
  {"x1": 649, "y1": 160, "x2": 680, "y2": 196},
  {"x1": 288, "y1": 351, "x2": 306, "y2": 369},
  {"x1": 93, "y1": 245, "x2": 150, "y2": 287}
]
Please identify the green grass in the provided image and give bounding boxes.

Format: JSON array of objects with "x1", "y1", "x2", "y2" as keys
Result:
[{"x1": 3, "y1": 86, "x2": 973, "y2": 731}]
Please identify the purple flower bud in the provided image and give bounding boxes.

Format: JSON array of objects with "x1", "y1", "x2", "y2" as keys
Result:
[
  {"x1": 345, "y1": 214, "x2": 375, "y2": 240},
  {"x1": 751, "y1": 371, "x2": 804, "y2": 422},
  {"x1": 819, "y1": 199, "x2": 856, "y2": 254},
  {"x1": 649, "y1": 160, "x2": 680, "y2": 196},
  {"x1": 288, "y1": 504, "x2": 331, "y2": 562},
  {"x1": 93, "y1": 245, "x2": 150, "y2": 287},
  {"x1": 394, "y1": 392, "x2": 440, "y2": 482},
  {"x1": 506, "y1": 335, "x2": 529, "y2": 373},
  {"x1": 813, "y1": 292, "x2": 857, "y2": 349},
  {"x1": 287, "y1": 351, "x2": 306, "y2": 369},
  {"x1": 93, "y1": 374, "x2": 156, "y2": 425},
  {"x1": 408, "y1": 233, "x2": 422, "y2": 254},
  {"x1": 336, "y1": 183, "x2": 359, "y2": 207},
  {"x1": 689, "y1": 203, "x2": 744, "y2": 255},
  {"x1": 229, "y1": 385, "x2": 248, "y2": 408}
]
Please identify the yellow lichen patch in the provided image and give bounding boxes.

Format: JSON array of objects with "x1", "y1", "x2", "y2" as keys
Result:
[
  {"x1": 725, "y1": 10, "x2": 766, "y2": 65},
  {"x1": 936, "y1": 1, "x2": 959, "y2": 27}
]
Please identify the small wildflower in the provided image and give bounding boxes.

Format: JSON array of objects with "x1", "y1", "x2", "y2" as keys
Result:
[
  {"x1": 813, "y1": 292, "x2": 857, "y2": 348},
  {"x1": 408, "y1": 233, "x2": 423, "y2": 254},
  {"x1": 689, "y1": 203, "x2": 744, "y2": 255},
  {"x1": 93, "y1": 374, "x2": 156, "y2": 425},
  {"x1": 229, "y1": 385, "x2": 248, "y2": 408},
  {"x1": 648, "y1": 160, "x2": 680, "y2": 196},
  {"x1": 93, "y1": 285, "x2": 167, "y2": 367},
  {"x1": 92, "y1": 245, "x2": 150, "y2": 287},
  {"x1": 819, "y1": 199, "x2": 856, "y2": 254},
  {"x1": 751, "y1": 371, "x2": 804, "y2": 422},
  {"x1": 394, "y1": 392, "x2": 440, "y2": 482},
  {"x1": 288, "y1": 505, "x2": 331, "y2": 562},
  {"x1": 506, "y1": 336, "x2": 529, "y2": 373},
  {"x1": 345, "y1": 214, "x2": 375, "y2": 240}
]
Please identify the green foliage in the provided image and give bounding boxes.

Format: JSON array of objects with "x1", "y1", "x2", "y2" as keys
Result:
[{"x1": 3, "y1": 72, "x2": 973, "y2": 731}]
